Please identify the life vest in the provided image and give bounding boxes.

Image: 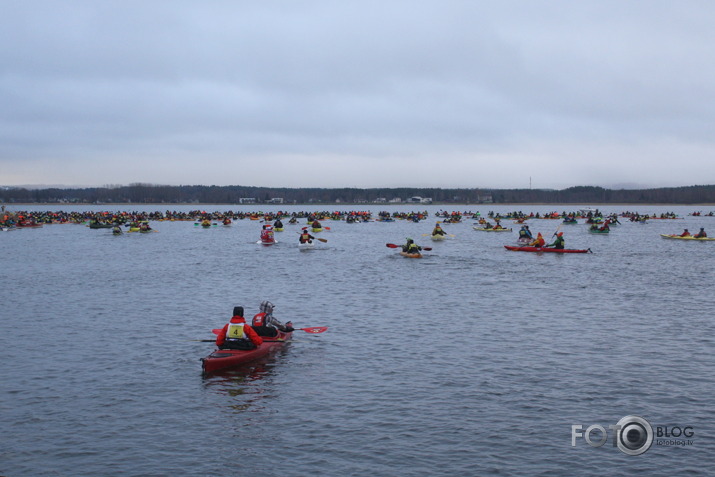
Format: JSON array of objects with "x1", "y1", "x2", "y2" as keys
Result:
[
  {"x1": 226, "y1": 321, "x2": 248, "y2": 340},
  {"x1": 252, "y1": 312, "x2": 267, "y2": 327}
]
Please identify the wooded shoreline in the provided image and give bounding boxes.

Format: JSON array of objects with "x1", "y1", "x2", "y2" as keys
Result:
[{"x1": 3, "y1": 184, "x2": 715, "y2": 205}]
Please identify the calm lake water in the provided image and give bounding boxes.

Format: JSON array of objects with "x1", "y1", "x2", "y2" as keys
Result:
[{"x1": 1, "y1": 204, "x2": 713, "y2": 476}]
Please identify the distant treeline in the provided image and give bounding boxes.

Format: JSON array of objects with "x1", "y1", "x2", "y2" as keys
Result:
[{"x1": 2, "y1": 183, "x2": 715, "y2": 205}]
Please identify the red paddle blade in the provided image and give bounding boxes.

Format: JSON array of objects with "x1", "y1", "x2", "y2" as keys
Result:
[
  {"x1": 386, "y1": 243, "x2": 400, "y2": 248},
  {"x1": 422, "y1": 247, "x2": 432, "y2": 251},
  {"x1": 299, "y1": 326, "x2": 328, "y2": 333},
  {"x1": 212, "y1": 328, "x2": 221, "y2": 335}
]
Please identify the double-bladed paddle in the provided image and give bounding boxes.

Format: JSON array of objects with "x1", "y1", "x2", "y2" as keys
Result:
[{"x1": 385, "y1": 243, "x2": 432, "y2": 251}]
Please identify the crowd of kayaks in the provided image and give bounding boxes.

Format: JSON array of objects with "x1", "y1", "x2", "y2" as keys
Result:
[
  {"x1": 2, "y1": 207, "x2": 711, "y2": 227},
  {"x1": 4, "y1": 208, "x2": 713, "y2": 256},
  {"x1": 382, "y1": 210, "x2": 712, "y2": 257}
]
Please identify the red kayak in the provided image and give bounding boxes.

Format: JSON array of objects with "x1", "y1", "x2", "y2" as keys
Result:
[
  {"x1": 201, "y1": 329, "x2": 293, "y2": 374},
  {"x1": 504, "y1": 245, "x2": 591, "y2": 254}
]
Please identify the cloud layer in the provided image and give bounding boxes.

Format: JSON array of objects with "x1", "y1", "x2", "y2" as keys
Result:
[{"x1": 2, "y1": 1, "x2": 714, "y2": 189}]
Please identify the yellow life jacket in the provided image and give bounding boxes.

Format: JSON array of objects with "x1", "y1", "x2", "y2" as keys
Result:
[{"x1": 227, "y1": 323, "x2": 247, "y2": 340}]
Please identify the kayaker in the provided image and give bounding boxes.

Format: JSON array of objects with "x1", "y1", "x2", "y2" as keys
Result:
[
  {"x1": 518, "y1": 225, "x2": 533, "y2": 240},
  {"x1": 402, "y1": 238, "x2": 422, "y2": 254},
  {"x1": 432, "y1": 223, "x2": 446, "y2": 236},
  {"x1": 252, "y1": 301, "x2": 294, "y2": 337},
  {"x1": 260, "y1": 225, "x2": 275, "y2": 242},
  {"x1": 274, "y1": 218, "x2": 283, "y2": 229},
  {"x1": 694, "y1": 228, "x2": 707, "y2": 238},
  {"x1": 299, "y1": 230, "x2": 315, "y2": 244},
  {"x1": 216, "y1": 306, "x2": 263, "y2": 350},
  {"x1": 546, "y1": 232, "x2": 565, "y2": 249},
  {"x1": 312, "y1": 219, "x2": 322, "y2": 229},
  {"x1": 529, "y1": 232, "x2": 545, "y2": 247},
  {"x1": 680, "y1": 229, "x2": 691, "y2": 237},
  {"x1": 112, "y1": 225, "x2": 123, "y2": 235}
]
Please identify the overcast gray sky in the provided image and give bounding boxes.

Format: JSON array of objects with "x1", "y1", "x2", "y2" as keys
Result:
[{"x1": 2, "y1": 1, "x2": 714, "y2": 189}]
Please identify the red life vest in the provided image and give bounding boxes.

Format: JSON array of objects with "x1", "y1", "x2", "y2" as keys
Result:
[{"x1": 253, "y1": 312, "x2": 267, "y2": 327}]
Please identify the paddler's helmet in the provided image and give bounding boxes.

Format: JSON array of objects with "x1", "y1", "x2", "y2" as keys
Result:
[
  {"x1": 406, "y1": 238, "x2": 414, "y2": 244},
  {"x1": 260, "y1": 301, "x2": 274, "y2": 313},
  {"x1": 233, "y1": 306, "x2": 244, "y2": 317},
  {"x1": 557, "y1": 232, "x2": 563, "y2": 236}
]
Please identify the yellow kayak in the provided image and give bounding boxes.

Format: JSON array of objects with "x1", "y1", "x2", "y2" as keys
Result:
[{"x1": 660, "y1": 234, "x2": 714, "y2": 241}]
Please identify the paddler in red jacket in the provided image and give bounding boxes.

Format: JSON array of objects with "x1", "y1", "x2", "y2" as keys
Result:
[
  {"x1": 299, "y1": 229, "x2": 315, "y2": 243},
  {"x1": 252, "y1": 301, "x2": 294, "y2": 337},
  {"x1": 216, "y1": 307, "x2": 263, "y2": 350},
  {"x1": 260, "y1": 225, "x2": 275, "y2": 243}
]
